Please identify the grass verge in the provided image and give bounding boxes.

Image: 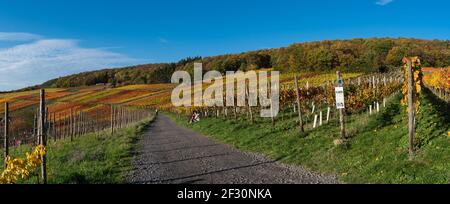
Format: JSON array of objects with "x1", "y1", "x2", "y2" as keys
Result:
[{"x1": 1, "y1": 116, "x2": 154, "y2": 184}]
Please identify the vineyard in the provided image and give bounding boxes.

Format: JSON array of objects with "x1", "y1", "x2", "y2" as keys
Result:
[
  {"x1": 164, "y1": 70, "x2": 404, "y2": 135},
  {"x1": 0, "y1": 88, "x2": 153, "y2": 184},
  {"x1": 168, "y1": 59, "x2": 449, "y2": 183},
  {"x1": 0, "y1": 67, "x2": 444, "y2": 144},
  {"x1": 0, "y1": 71, "x2": 370, "y2": 154},
  {"x1": 0, "y1": 59, "x2": 449, "y2": 183}
]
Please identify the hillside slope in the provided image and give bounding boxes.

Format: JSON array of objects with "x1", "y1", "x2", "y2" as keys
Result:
[{"x1": 12, "y1": 38, "x2": 450, "y2": 91}]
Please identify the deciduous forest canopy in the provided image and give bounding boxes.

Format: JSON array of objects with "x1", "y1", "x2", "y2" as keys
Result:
[{"x1": 39, "y1": 38, "x2": 450, "y2": 89}]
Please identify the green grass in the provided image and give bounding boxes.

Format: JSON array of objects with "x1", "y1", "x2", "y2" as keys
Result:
[
  {"x1": 2, "y1": 116, "x2": 154, "y2": 184},
  {"x1": 169, "y1": 88, "x2": 450, "y2": 184}
]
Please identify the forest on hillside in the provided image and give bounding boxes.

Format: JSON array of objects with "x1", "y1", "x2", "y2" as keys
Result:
[{"x1": 38, "y1": 38, "x2": 450, "y2": 89}]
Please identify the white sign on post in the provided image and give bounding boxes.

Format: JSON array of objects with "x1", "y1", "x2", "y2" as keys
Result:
[{"x1": 335, "y1": 87, "x2": 345, "y2": 109}]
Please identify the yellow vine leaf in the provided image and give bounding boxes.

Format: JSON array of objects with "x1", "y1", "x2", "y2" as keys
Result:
[
  {"x1": 0, "y1": 145, "x2": 46, "y2": 184},
  {"x1": 401, "y1": 57, "x2": 423, "y2": 113}
]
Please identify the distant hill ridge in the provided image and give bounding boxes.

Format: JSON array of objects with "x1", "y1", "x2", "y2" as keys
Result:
[{"x1": 26, "y1": 37, "x2": 450, "y2": 91}]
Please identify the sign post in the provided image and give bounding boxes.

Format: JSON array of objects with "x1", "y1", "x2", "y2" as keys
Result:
[{"x1": 336, "y1": 71, "x2": 346, "y2": 139}]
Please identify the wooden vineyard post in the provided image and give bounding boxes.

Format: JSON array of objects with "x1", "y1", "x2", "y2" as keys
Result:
[
  {"x1": 63, "y1": 113, "x2": 66, "y2": 139},
  {"x1": 326, "y1": 107, "x2": 331, "y2": 122},
  {"x1": 64, "y1": 112, "x2": 67, "y2": 139},
  {"x1": 89, "y1": 111, "x2": 93, "y2": 133},
  {"x1": 129, "y1": 108, "x2": 132, "y2": 126},
  {"x1": 38, "y1": 89, "x2": 47, "y2": 184},
  {"x1": 130, "y1": 109, "x2": 133, "y2": 125},
  {"x1": 128, "y1": 109, "x2": 132, "y2": 126},
  {"x1": 83, "y1": 112, "x2": 85, "y2": 134},
  {"x1": 87, "y1": 112, "x2": 90, "y2": 133},
  {"x1": 76, "y1": 111, "x2": 80, "y2": 138},
  {"x1": 57, "y1": 113, "x2": 61, "y2": 140},
  {"x1": 246, "y1": 86, "x2": 254, "y2": 124},
  {"x1": 82, "y1": 112, "x2": 86, "y2": 135},
  {"x1": 81, "y1": 112, "x2": 85, "y2": 135},
  {"x1": 319, "y1": 111, "x2": 323, "y2": 126},
  {"x1": 313, "y1": 114, "x2": 318, "y2": 128},
  {"x1": 79, "y1": 112, "x2": 82, "y2": 136},
  {"x1": 75, "y1": 111, "x2": 78, "y2": 137},
  {"x1": 33, "y1": 112, "x2": 38, "y2": 140},
  {"x1": 70, "y1": 108, "x2": 74, "y2": 142},
  {"x1": 96, "y1": 109, "x2": 100, "y2": 136},
  {"x1": 80, "y1": 111, "x2": 83, "y2": 136},
  {"x1": 121, "y1": 108, "x2": 125, "y2": 127},
  {"x1": 62, "y1": 113, "x2": 65, "y2": 139},
  {"x1": 111, "y1": 105, "x2": 115, "y2": 136},
  {"x1": 125, "y1": 108, "x2": 128, "y2": 127},
  {"x1": 121, "y1": 107, "x2": 124, "y2": 128},
  {"x1": 123, "y1": 108, "x2": 126, "y2": 127},
  {"x1": 76, "y1": 110, "x2": 79, "y2": 138},
  {"x1": 52, "y1": 113, "x2": 56, "y2": 142},
  {"x1": 405, "y1": 58, "x2": 415, "y2": 156},
  {"x1": 336, "y1": 71, "x2": 346, "y2": 139},
  {"x1": 89, "y1": 111, "x2": 92, "y2": 134},
  {"x1": 54, "y1": 113, "x2": 58, "y2": 141},
  {"x1": 400, "y1": 57, "x2": 424, "y2": 158},
  {"x1": 84, "y1": 111, "x2": 88, "y2": 135},
  {"x1": 45, "y1": 108, "x2": 49, "y2": 139},
  {"x1": 119, "y1": 106, "x2": 124, "y2": 129},
  {"x1": 294, "y1": 74, "x2": 304, "y2": 132},
  {"x1": 4, "y1": 102, "x2": 9, "y2": 168},
  {"x1": 64, "y1": 112, "x2": 68, "y2": 139},
  {"x1": 117, "y1": 107, "x2": 121, "y2": 129}
]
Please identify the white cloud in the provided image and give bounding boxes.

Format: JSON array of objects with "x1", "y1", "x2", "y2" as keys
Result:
[
  {"x1": 0, "y1": 32, "x2": 43, "y2": 41},
  {"x1": 376, "y1": 0, "x2": 394, "y2": 6},
  {"x1": 0, "y1": 38, "x2": 140, "y2": 91}
]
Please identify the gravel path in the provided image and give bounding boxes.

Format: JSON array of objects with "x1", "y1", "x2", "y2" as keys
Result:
[{"x1": 127, "y1": 115, "x2": 340, "y2": 184}]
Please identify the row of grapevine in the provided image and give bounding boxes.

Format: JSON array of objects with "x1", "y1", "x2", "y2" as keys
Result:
[
  {"x1": 423, "y1": 67, "x2": 450, "y2": 102},
  {"x1": 0, "y1": 89, "x2": 154, "y2": 184},
  {"x1": 0, "y1": 104, "x2": 152, "y2": 148},
  {"x1": 165, "y1": 71, "x2": 403, "y2": 133}
]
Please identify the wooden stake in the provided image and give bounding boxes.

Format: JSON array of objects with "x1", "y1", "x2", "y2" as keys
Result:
[
  {"x1": 246, "y1": 86, "x2": 254, "y2": 124},
  {"x1": 33, "y1": 110, "x2": 38, "y2": 140},
  {"x1": 405, "y1": 58, "x2": 415, "y2": 156},
  {"x1": 326, "y1": 107, "x2": 331, "y2": 122},
  {"x1": 111, "y1": 105, "x2": 115, "y2": 136},
  {"x1": 96, "y1": 109, "x2": 100, "y2": 136},
  {"x1": 313, "y1": 114, "x2": 318, "y2": 128},
  {"x1": 38, "y1": 89, "x2": 47, "y2": 184},
  {"x1": 53, "y1": 113, "x2": 56, "y2": 142},
  {"x1": 294, "y1": 75, "x2": 304, "y2": 132},
  {"x1": 4, "y1": 102, "x2": 9, "y2": 168},
  {"x1": 337, "y1": 71, "x2": 346, "y2": 139},
  {"x1": 319, "y1": 111, "x2": 323, "y2": 126},
  {"x1": 70, "y1": 108, "x2": 74, "y2": 142}
]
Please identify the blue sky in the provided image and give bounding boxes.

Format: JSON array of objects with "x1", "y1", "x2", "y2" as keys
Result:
[{"x1": 0, "y1": 0, "x2": 449, "y2": 90}]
